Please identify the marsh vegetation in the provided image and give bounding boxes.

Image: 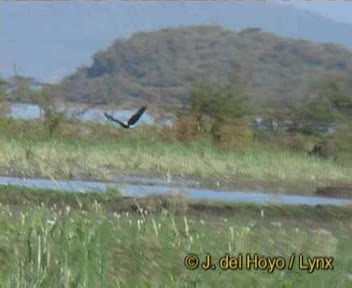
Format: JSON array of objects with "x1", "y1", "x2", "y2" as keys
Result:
[{"x1": 0, "y1": 185, "x2": 351, "y2": 287}]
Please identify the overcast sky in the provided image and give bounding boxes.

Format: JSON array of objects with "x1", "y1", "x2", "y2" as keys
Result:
[
  {"x1": 1, "y1": 1, "x2": 352, "y2": 82},
  {"x1": 279, "y1": 1, "x2": 352, "y2": 24}
]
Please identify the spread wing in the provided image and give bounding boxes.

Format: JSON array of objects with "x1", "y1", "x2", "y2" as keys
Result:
[
  {"x1": 104, "y1": 112, "x2": 129, "y2": 128},
  {"x1": 127, "y1": 106, "x2": 147, "y2": 126}
]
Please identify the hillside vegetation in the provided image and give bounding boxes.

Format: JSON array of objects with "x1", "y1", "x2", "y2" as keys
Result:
[{"x1": 52, "y1": 25, "x2": 352, "y2": 109}]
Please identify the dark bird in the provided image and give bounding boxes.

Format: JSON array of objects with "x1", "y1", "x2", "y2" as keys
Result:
[{"x1": 104, "y1": 106, "x2": 147, "y2": 128}]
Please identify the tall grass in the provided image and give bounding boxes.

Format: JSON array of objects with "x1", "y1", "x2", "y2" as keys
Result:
[
  {"x1": 0, "y1": 199, "x2": 351, "y2": 287},
  {"x1": 0, "y1": 136, "x2": 351, "y2": 185},
  {"x1": 0, "y1": 118, "x2": 351, "y2": 185}
]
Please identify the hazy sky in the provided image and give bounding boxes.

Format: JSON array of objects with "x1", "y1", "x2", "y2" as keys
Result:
[
  {"x1": 1, "y1": 1, "x2": 352, "y2": 82},
  {"x1": 280, "y1": 1, "x2": 352, "y2": 24}
]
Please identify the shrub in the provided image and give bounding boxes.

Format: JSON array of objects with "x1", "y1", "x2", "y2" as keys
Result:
[
  {"x1": 255, "y1": 131, "x2": 319, "y2": 153},
  {"x1": 308, "y1": 138, "x2": 338, "y2": 160},
  {"x1": 215, "y1": 120, "x2": 253, "y2": 150},
  {"x1": 168, "y1": 116, "x2": 199, "y2": 142}
]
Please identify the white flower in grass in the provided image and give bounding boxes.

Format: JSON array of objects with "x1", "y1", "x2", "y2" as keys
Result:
[
  {"x1": 47, "y1": 218, "x2": 56, "y2": 225},
  {"x1": 67, "y1": 232, "x2": 74, "y2": 239},
  {"x1": 229, "y1": 226, "x2": 235, "y2": 241},
  {"x1": 152, "y1": 219, "x2": 159, "y2": 236},
  {"x1": 137, "y1": 219, "x2": 142, "y2": 231},
  {"x1": 20, "y1": 212, "x2": 26, "y2": 226}
]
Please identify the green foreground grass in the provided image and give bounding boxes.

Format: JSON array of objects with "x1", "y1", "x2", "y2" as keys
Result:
[
  {"x1": 0, "y1": 135, "x2": 351, "y2": 186},
  {"x1": 0, "y1": 185, "x2": 352, "y2": 287}
]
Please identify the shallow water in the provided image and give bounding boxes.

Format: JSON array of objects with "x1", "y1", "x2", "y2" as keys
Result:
[
  {"x1": 8, "y1": 103, "x2": 155, "y2": 125},
  {"x1": 0, "y1": 175, "x2": 351, "y2": 206},
  {"x1": 8, "y1": 104, "x2": 42, "y2": 120}
]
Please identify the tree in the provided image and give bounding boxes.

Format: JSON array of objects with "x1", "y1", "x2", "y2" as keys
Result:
[
  {"x1": 10, "y1": 78, "x2": 64, "y2": 137},
  {"x1": 319, "y1": 79, "x2": 352, "y2": 116},
  {"x1": 190, "y1": 80, "x2": 248, "y2": 123},
  {"x1": 29, "y1": 86, "x2": 65, "y2": 137},
  {"x1": 28, "y1": 86, "x2": 54, "y2": 120},
  {"x1": 189, "y1": 80, "x2": 250, "y2": 144},
  {"x1": 0, "y1": 77, "x2": 8, "y2": 115},
  {"x1": 286, "y1": 78, "x2": 352, "y2": 135}
]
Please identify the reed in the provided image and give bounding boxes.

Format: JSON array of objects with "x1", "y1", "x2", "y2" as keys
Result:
[
  {"x1": 0, "y1": 135, "x2": 351, "y2": 185},
  {"x1": 0, "y1": 187, "x2": 351, "y2": 287}
]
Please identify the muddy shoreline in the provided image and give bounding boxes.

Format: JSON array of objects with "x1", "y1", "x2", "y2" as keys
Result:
[
  {"x1": 1, "y1": 174, "x2": 352, "y2": 207},
  {"x1": 0, "y1": 166, "x2": 323, "y2": 193},
  {"x1": 0, "y1": 166, "x2": 351, "y2": 201},
  {"x1": 316, "y1": 185, "x2": 352, "y2": 199}
]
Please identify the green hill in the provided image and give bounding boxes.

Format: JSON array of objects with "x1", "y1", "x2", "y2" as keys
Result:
[{"x1": 53, "y1": 25, "x2": 352, "y2": 109}]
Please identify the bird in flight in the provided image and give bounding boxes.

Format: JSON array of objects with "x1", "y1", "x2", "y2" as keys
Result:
[{"x1": 104, "y1": 106, "x2": 147, "y2": 128}]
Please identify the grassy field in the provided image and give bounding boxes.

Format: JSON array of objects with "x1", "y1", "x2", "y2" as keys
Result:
[
  {"x1": 0, "y1": 132, "x2": 351, "y2": 187},
  {"x1": 0, "y1": 185, "x2": 351, "y2": 287},
  {"x1": 0, "y1": 118, "x2": 351, "y2": 187}
]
